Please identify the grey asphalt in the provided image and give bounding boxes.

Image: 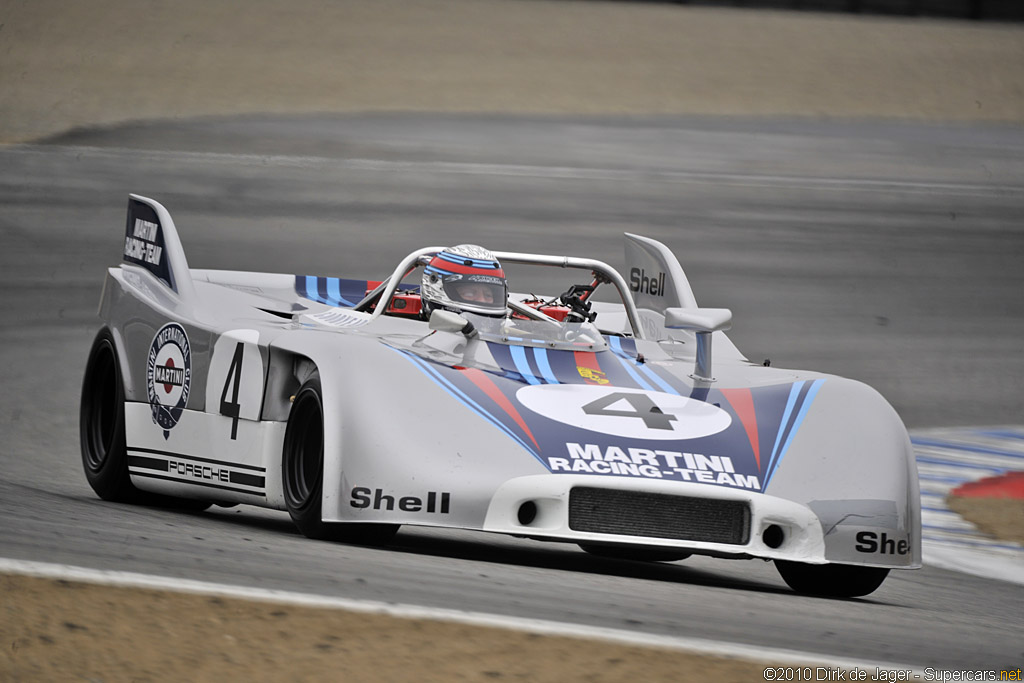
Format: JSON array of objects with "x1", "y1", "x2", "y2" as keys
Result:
[{"x1": 1, "y1": 114, "x2": 1022, "y2": 669}]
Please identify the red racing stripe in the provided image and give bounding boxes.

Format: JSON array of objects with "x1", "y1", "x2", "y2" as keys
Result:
[
  {"x1": 457, "y1": 367, "x2": 540, "y2": 451},
  {"x1": 573, "y1": 351, "x2": 609, "y2": 386},
  {"x1": 720, "y1": 388, "x2": 761, "y2": 469},
  {"x1": 431, "y1": 259, "x2": 505, "y2": 277}
]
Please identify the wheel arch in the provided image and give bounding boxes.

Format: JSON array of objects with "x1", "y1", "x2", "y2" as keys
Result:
[
  {"x1": 96, "y1": 324, "x2": 134, "y2": 399},
  {"x1": 263, "y1": 334, "x2": 373, "y2": 522}
]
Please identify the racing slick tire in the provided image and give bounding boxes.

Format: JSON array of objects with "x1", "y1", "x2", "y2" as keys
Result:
[
  {"x1": 80, "y1": 329, "x2": 210, "y2": 510},
  {"x1": 578, "y1": 543, "x2": 691, "y2": 563},
  {"x1": 774, "y1": 560, "x2": 890, "y2": 598},
  {"x1": 282, "y1": 372, "x2": 399, "y2": 544}
]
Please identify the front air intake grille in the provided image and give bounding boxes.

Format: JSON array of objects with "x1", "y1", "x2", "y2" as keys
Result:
[{"x1": 568, "y1": 487, "x2": 751, "y2": 545}]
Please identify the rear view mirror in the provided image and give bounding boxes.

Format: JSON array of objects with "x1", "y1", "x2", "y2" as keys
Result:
[
  {"x1": 664, "y1": 307, "x2": 732, "y2": 333},
  {"x1": 663, "y1": 307, "x2": 733, "y2": 382},
  {"x1": 429, "y1": 309, "x2": 477, "y2": 337}
]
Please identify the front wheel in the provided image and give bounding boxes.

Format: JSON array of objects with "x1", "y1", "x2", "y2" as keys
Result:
[
  {"x1": 775, "y1": 560, "x2": 890, "y2": 598},
  {"x1": 282, "y1": 373, "x2": 398, "y2": 544}
]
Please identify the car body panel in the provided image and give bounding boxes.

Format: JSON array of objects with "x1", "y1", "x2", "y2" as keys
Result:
[{"x1": 95, "y1": 194, "x2": 921, "y2": 570}]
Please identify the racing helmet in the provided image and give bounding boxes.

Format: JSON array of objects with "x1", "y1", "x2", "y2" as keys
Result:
[{"x1": 421, "y1": 244, "x2": 507, "y2": 318}]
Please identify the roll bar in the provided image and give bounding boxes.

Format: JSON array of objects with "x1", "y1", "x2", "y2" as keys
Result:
[{"x1": 366, "y1": 247, "x2": 646, "y2": 339}]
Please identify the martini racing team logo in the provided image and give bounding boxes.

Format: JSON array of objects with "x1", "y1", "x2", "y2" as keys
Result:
[{"x1": 147, "y1": 323, "x2": 191, "y2": 436}]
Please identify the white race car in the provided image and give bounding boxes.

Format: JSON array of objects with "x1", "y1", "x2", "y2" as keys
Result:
[{"x1": 81, "y1": 194, "x2": 921, "y2": 597}]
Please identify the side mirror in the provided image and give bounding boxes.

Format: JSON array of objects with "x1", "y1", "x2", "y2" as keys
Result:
[
  {"x1": 429, "y1": 309, "x2": 477, "y2": 338},
  {"x1": 663, "y1": 307, "x2": 732, "y2": 382},
  {"x1": 664, "y1": 307, "x2": 732, "y2": 333}
]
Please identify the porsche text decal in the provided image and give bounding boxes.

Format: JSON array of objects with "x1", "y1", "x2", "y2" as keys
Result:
[{"x1": 127, "y1": 448, "x2": 266, "y2": 494}]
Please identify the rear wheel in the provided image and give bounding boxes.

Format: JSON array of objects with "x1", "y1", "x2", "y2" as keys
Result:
[
  {"x1": 775, "y1": 560, "x2": 890, "y2": 598},
  {"x1": 81, "y1": 329, "x2": 135, "y2": 501},
  {"x1": 282, "y1": 373, "x2": 398, "y2": 544},
  {"x1": 80, "y1": 329, "x2": 210, "y2": 510}
]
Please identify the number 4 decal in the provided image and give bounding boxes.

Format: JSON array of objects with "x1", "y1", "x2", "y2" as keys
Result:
[
  {"x1": 582, "y1": 391, "x2": 677, "y2": 431},
  {"x1": 205, "y1": 330, "x2": 263, "y2": 440},
  {"x1": 220, "y1": 342, "x2": 244, "y2": 439},
  {"x1": 517, "y1": 385, "x2": 731, "y2": 441}
]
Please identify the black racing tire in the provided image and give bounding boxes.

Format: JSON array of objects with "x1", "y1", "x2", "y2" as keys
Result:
[
  {"x1": 80, "y1": 329, "x2": 210, "y2": 511},
  {"x1": 282, "y1": 373, "x2": 398, "y2": 544},
  {"x1": 578, "y1": 543, "x2": 691, "y2": 563},
  {"x1": 775, "y1": 560, "x2": 890, "y2": 598},
  {"x1": 81, "y1": 329, "x2": 135, "y2": 502}
]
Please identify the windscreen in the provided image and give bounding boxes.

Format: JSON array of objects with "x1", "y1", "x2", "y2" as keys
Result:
[{"x1": 466, "y1": 313, "x2": 607, "y2": 351}]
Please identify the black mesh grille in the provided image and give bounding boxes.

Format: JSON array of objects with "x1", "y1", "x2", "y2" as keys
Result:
[{"x1": 569, "y1": 487, "x2": 751, "y2": 545}]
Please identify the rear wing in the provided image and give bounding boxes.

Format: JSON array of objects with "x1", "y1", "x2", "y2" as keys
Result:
[
  {"x1": 623, "y1": 233, "x2": 698, "y2": 313},
  {"x1": 122, "y1": 194, "x2": 195, "y2": 300}
]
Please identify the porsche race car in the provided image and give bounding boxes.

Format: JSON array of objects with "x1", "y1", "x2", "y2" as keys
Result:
[{"x1": 80, "y1": 194, "x2": 921, "y2": 597}]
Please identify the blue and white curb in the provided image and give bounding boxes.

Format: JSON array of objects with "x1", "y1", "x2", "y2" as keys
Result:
[{"x1": 911, "y1": 425, "x2": 1024, "y2": 585}]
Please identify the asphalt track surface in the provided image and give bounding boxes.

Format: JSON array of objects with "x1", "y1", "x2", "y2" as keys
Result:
[{"x1": 1, "y1": 114, "x2": 1023, "y2": 670}]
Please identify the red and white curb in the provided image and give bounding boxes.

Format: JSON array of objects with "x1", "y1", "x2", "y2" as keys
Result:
[{"x1": 912, "y1": 426, "x2": 1024, "y2": 585}]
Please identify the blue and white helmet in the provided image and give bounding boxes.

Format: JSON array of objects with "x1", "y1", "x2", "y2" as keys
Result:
[{"x1": 422, "y1": 244, "x2": 507, "y2": 318}]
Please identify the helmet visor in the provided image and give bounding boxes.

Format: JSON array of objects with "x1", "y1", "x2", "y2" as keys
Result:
[{"x1": 441, "y1": 274, "x2": 507, "y2": 312}]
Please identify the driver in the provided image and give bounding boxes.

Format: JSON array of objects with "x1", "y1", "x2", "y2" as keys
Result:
[{"x1": 421, "y1": 244, "x2": 508, "y2": 318}]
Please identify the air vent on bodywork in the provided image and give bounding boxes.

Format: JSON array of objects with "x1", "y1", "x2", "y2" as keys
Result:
[{"x1": 568, "y1": 487, "x2": 751, "y2": 545}]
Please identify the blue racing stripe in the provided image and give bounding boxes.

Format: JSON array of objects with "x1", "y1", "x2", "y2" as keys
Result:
[
  {"x1": 424, "y1": 265, "x2": 451, "y2": 277},
  {"x1": 304, "y1": 276, "x2": 324, "y2": 304},
  {"x1": 510, "y1": 345, "x2": 542, "y2": 385},
  {"x1": 606, "y1": 337, "x2": 681, "y2": 395},
  {"x1": 532, "y1": 348, "x2": 560, "y2": 385},
  {"x1": 607, "y1": 336, "x2": 630, "y2": 358},
  {"x1": 767, "y1": 381, "x2": 803, "y2": 474},
  {"x1": 436, "y1": 252, "x2": 498, "y2": 268},
  {"x1": 611, "y1": 354, "x2": 655, "y2": 391},
  {"x1": 606, "y1": 338, "x2": 655, "y2": 391},
  {"x1": 326, "y1": 277, "x2": 354, "y2": 307},
  {"x1": 775, "y1": 379, "x2": 825, "y2": 465},
  {"x1": 634, "y1": 362, "x2": 681, "y2": 395}
]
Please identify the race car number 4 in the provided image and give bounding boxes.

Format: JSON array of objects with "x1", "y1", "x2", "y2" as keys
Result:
[
  {"x1": 204, "y1": 329, "x2": 264, "y2": 439},
  {"x1": 516, "y1": 384, "x2": 731, "y2": 440}
]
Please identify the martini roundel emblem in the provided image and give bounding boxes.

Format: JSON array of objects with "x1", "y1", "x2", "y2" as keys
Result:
[{"x1": 147, "y1": 322, "x2": 191, "y2": 435}]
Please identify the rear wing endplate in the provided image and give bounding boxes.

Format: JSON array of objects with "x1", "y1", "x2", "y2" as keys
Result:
[
  {"x1": 122, "y1": 194, "x2": 194, "y2": 300},
  {"x1": 623, "y1": 233, "x2": 698, "y2": 313}
]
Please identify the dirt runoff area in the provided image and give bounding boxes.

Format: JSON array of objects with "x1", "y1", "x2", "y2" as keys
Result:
[
  {"x1": 947, "y1": 496, "x2": 1024, "y2": 545},
  {"x1": 1, "y1": 0, "x2": 1023, "y2": 143},
  {"x1": 1, "y1": 0, "x2": 1022, "y2": 680},
  {"x1": 1, "y1": 572, "x2": 792, "y2": 683}
]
